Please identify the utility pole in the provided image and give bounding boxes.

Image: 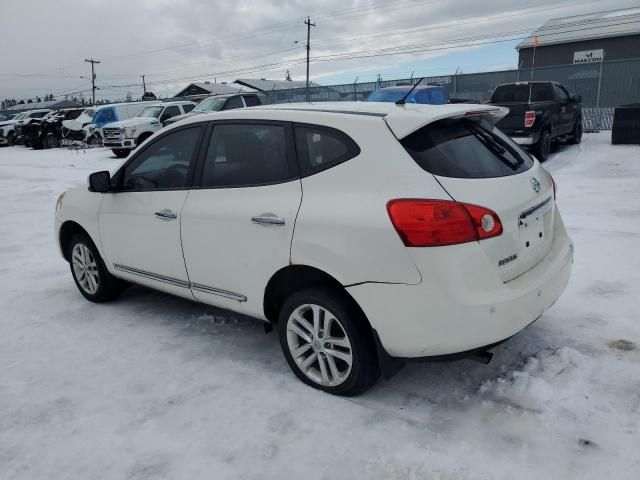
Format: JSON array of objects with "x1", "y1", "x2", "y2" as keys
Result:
[
  {"x1": 304, "y1": 16, "x2": 316, "y2": 103},
  {"x1": 84, "y1": 58, "x2": 100, "y2": 105},
  {"x1": 141, "y1": 74, "x2": 147, "y2": 94}
]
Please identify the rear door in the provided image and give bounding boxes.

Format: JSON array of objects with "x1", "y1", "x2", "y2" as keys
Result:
[
  {"x1": 399, "y1": 115, "x2": 555, "y2": 282},
  {"x1": 555, "y1": 85, "x2": 575, "y2": 134},
  {"x1": 180, "y1": 121, "x2": 302, "y2": 317}
]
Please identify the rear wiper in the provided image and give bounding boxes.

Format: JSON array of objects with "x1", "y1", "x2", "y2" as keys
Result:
[{"x1": 468, "y1": 125, "x2": 519, "y2": 170}]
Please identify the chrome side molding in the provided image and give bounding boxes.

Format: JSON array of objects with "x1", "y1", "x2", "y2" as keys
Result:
[{"x1": 113, "y1": 264, "x2": 247, "y2": 302}]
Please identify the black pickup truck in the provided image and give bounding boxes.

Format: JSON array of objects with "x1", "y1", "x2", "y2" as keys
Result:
[{"x1": 489, "y1": 81, "x2": 582, "y2": 161}]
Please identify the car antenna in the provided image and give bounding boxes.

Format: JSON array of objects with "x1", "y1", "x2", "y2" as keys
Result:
[{"x1": 395, "y1": 77, "x2": 424, "y2": 105}]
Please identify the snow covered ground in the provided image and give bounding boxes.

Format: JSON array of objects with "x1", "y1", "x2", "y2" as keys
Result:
[{"x1": 1, "y1": 134, "x2": 639, "y2": 479}]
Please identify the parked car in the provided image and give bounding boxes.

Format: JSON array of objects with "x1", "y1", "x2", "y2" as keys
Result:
[
  {"x1": 162, "y1": 93, "x2": 261, "y2": 127},
  {"x1": 488, "y1": 81, "x2": 582, "y2": 161},
  {"x1": 0, "y1": 109, "x2": 51, "y2": 146},
  {"x1": 102, "y1": 101, "x2": 196, "y2": 158},
  {"x1": 22, "y1": 108, "x2": 84, "y2": 149},
  {"x1": 366, "y1": 85, "x2": 450, "y2": 104},
  {"x1": 55, "y1": 102, "x2": 573, "y2": 396},
  {"x1": 61, "y1": 102, "x2": 159, "y2": 145}
]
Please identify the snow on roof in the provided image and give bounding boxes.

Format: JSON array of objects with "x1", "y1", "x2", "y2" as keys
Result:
[
  {"x1": 7, "y1": 99, "x2": 82, "y2": 111},
  {"x1": 177, "y1": 82, "x2": 256, "y2": 96},
  {"x1": 517, "y1": 7, "x2": 640, "y2": 49},
  {"x1": 234, "y1": 78, "x2": 320, "y2": 92}
]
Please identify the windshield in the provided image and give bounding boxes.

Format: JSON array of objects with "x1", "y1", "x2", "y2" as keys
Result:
[
  {"x1": 81, "y1": 108, "x2": 96, "y2": 119},
  {"x1": 13, "y1": 113, "x2": 27, "y2": 120},
  {"x1": 367, "y1": 87, "x2": 448, "y2": 105},
  {"x1": 491, "y1": 83, "x2": 554, "y2": 103},
  {"x1": 194, "y1": 97, "x2": 227, "y2": 112},
  {"x1": 136, "y1": 106, "x2": 164, "y2": 118}
]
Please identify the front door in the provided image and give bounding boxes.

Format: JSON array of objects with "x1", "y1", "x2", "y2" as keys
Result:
[
  {"x1": 181, "y1": 122, "x2": 302, "y2": 317},
  {"x1": 99, "y1": 125, "x2": 204, "y2": 298}
]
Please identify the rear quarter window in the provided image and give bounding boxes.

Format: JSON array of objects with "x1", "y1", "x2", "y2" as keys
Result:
[
  {"x1": 401, "y1": 118, "x2": 534, "y2": 179},
  {"x1": 294, "y1": 125, "x2": 360, "y2": 176}
]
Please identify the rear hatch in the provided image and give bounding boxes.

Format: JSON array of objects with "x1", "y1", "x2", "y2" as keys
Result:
[{"x1": 395, "y1": 111, "x2": 555, "y2": 282}]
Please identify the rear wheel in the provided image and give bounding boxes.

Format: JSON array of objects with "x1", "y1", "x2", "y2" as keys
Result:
[
  {"x1": 112, "y1": 149, "x2": 130, "y2": 158},
  {"x1": 278, "y1": 288, "x2": 379, "y2": 396},
  {"x1": 68, "y1": 233, "x2": 122, "y2": 302},
  {"x1": 533, "y1": 129, "x2": 551, "y2": 161},
  {"x1": 568, "y1": 118, "x2": 582, "y2": 144}
]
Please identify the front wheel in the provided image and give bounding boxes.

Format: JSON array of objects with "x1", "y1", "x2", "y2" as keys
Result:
[
  {"x1": 6, "y1": 133, "x2": 15, "y2": 146},
  {"x1": 278, "y1": 288, "x2": 379, "y2": 396},
  {"x1": 112, "y1": 149, "x2": 130, "y2": 158},
  {"x1": 43, "y1": 132, "x2": 60, "y2": 149},
  {"x1": 69, "y1": 233, "x2": 122, "y2": 302},
  {"x1": 533, "y1": 130, "x2": 551, "y2": 161}
]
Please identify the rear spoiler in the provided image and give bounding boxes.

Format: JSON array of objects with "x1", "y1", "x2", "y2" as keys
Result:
[{"x1": 384, "y1": 104, "x2": 509, "y2": 139}]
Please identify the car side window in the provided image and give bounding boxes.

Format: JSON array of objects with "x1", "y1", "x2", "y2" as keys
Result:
[
  {"x1": 556, "y1": 86, "x2": 569, "y2": 103},
  {"x1": 33, "y1": 112, "x2": 49, "y2": 118},
  {"x1": 121, "y1": 126, "x2": 202, "y2": 191},
  {"x1": 182, "y1": 104, "x2": 195, "y2": 113},
  {"x1": 162, "y1": 105, "x2": 181, "y2": 120},
  {"x1": 222, "y1": 96, "x2": 244, "y2": 110},
  {"x1": 201, "y1": 124, "x2": 290, "y2": 187},
  {"x1": 294, "y1": 125, "x2": 361, "y2": 176},
  {"x1": 243, "y1": 95, "x2": 260, "y2": 107}
]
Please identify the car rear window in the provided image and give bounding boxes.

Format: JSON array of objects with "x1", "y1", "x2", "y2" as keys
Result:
[
  {"x1": 401, "y1": 118, "x2": 534, "y2": 178},
  {"x1": 491, "y1": 83, "x2": 554, "y2": 103}
]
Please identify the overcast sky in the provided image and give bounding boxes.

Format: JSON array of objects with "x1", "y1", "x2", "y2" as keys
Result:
[{"x1": 1, "y1": 0, "x2": 638, "y2": 101}]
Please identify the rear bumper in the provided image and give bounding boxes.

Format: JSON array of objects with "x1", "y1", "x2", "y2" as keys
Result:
[
  {"x1": 512, "y1": 135, "x2": 538, "y2": 146},
  {"x1": 347, "y1": 211, "x2": 573, "y2": 358}
]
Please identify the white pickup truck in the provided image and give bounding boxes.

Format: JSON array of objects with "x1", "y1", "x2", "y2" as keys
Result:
[{"x1": 102, "y1": 101, "x2": 195, "y2": 158}]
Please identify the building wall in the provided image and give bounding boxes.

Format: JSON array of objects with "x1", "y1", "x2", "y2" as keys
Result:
[{"x1": 518, "y1": 35, "x2": 640, "y2": 68}]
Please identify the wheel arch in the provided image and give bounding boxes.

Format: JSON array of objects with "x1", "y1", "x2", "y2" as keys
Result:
[
  {"x1": 59, "y1": 220, "x2": 92, "y2": 262},
  {"x1": 136, "y1": 131, "x2": 154, "y2": 146},
  {"x1": 263, "y1": 264, "x2": 370, "y2": 328}
]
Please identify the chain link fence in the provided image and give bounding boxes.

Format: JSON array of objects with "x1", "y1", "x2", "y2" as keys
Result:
[{"x1": 259, "y1": 58, "x2": 640, "y2": 131}]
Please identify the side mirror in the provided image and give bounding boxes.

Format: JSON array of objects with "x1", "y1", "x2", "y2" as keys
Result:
[
  {"x1": 571, "y1": 94, "x2": 581, "y2": 103},
  {"x1": 88, "y1": 171, "x2": 111, "y2": 193}
]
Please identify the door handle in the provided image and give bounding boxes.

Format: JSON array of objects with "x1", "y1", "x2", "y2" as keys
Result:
[
  {"x1": 251, "y1": 213, "x2": 285, "y2": 226},
  {"x1": 155, "y1": 209, "x2": 177, "y2": 220}
]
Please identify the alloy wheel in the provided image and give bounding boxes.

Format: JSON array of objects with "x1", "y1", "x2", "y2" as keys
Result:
[
  {"x1": 71, "y1": 243, "x2": 100, "y2": 295},
  {"x1": 286, "y1": 304, "x2": 353, "y2": 387}
]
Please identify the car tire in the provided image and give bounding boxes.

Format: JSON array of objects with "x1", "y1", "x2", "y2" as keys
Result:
[
  {"x1": 277, "y1": 287, "x2": 380, "y2": 396},
  {"x1": 568, "y1": 118, "x2": 582, "y2": 144},
  {"x1": 6, "y1": 133, "x2": 15, "y2": 147},
  {"x1": 68, "y1": 233, "x2": 123, "y2": 303},
  {"x1": 533, "y1": 129, "x2": 551, "y2": 161},
  {"x1": 43, "y1": 133, "x2": 60, "y2": 149},
  {"x1": 112, "y1": 149, "x2": 130, "y2": 158}
]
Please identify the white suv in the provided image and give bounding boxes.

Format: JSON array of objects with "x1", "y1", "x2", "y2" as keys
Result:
[
  {"x1": 54, "y1": 102, "x2": 573, "y2": 395},
  {"x1": 102, "y1": 101, "x2": 195, "y2": 158}
]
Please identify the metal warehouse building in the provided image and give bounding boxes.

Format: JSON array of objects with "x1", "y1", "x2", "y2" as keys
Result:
[{"x1": 517, "y1": 8, "x2": 640, "y2": 68}]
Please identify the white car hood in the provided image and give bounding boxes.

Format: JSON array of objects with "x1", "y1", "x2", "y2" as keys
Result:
[
  {"x1": 107, "y1": 117, "x2": 157, "y2": 129},
  {"x1": 0, "y1": 119, "x2": 19, "y2": 128}
]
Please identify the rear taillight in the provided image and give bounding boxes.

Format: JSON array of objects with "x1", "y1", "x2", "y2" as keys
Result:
[
  {"x1": 524, "y1": 110, "x2": 536, "y2": 128},
  {"x1": 387, "y1": 199, "x2": 503, "y2": 247}
]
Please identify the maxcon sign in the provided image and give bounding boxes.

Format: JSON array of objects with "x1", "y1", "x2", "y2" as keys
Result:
[{"x1": 573, "y1": 49, "x2": 604, "y2": 64}]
